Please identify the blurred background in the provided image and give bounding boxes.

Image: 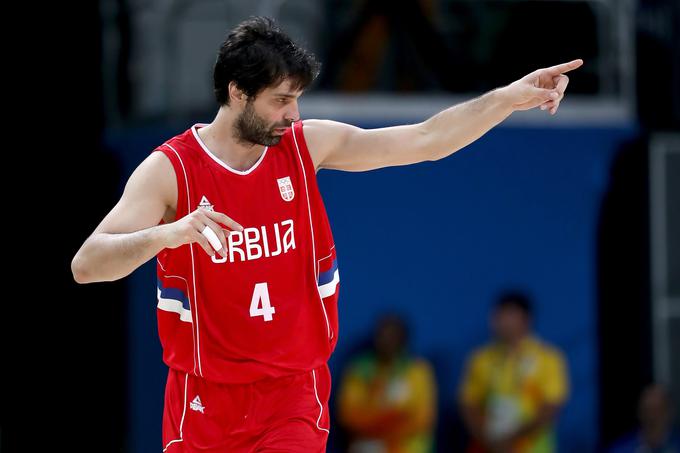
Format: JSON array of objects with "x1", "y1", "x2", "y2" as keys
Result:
[{"x1": 6, "y1": 0, "x2": 678, "y2": 452}]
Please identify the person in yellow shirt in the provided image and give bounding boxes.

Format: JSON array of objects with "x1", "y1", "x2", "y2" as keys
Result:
[
  {"x1": 458, "y1": 291, "x2": 569, "y2": 453},
  {"x1": 337, "y1": 313, "x2": 437, "y2": 453}
]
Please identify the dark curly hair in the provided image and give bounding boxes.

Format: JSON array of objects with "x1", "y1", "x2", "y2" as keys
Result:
[{"x1": 213, "y1": 17, "x2": 321, "y2": 106}]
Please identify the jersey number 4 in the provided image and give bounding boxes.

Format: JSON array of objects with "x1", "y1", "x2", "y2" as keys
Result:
[{"x1": 250, "y1": 282, "x2": 276, "y2": 321}]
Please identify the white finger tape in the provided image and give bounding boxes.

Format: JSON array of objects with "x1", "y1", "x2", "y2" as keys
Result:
[{"x1": 201, "y1": 225, "x2": 222, "y2": 251}]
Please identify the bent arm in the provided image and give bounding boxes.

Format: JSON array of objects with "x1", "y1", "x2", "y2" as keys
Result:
[
  {"x1": 71, "y1": 151, "x2": 175, "y2": 283},
  {"x1": 72, "y1": 226, "x2": 170, "y2": 284}
]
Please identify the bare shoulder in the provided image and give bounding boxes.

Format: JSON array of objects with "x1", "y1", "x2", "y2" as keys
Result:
[
  {"x1": 301, "y1": 119, "x2": 359, "y2": 171},
  {"x1": 135, "y1": 150, "x2": 177, "y2": 208}
]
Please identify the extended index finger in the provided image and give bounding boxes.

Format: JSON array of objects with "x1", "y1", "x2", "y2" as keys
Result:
[{"x1": 545, "y1": 59, "x2": 584, "y2": 75}]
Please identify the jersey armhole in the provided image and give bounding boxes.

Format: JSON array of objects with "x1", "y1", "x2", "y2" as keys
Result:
[
  {"x1": 292, "y1": 120, "x2": 320, "y2": 176},
  {"x1": 152, "y1": 144, "x2": 188, "y2": 224}
]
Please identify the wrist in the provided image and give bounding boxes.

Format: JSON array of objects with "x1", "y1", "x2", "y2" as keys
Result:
[
  {"x1": 493, "y1": 85, "x2": 517, "y2": 115},
  {"x1": 151, "y1": 223, "x2": 171, "y2": 251}
]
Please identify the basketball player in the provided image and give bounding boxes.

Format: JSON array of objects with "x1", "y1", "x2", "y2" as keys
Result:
[{"x1": 71, "y1": 16, "x2": 582, "y2": 453}]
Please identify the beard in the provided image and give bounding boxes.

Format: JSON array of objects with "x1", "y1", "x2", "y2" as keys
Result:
[{"x1": 233, "y1": 100, "x2": 289, "y2": 146}]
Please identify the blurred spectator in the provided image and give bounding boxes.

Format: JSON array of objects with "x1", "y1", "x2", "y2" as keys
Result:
[
  {"x1": 336, "y1": 312, "x2": 437, "y2": 453},
  {"x1": 458, "y1": 291, "x2": 569, "y2": 453},
  {"x1": 607, "y1": 383, "x2": 680, "y2": 453}
]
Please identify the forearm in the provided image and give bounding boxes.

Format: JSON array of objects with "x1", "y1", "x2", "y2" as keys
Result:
[
  {"x1": 71, "y1": 224, "x2": 169, "y2": 283},
  {"x1": 420, "y1": 86, "x2": 514, "y2": 161}
]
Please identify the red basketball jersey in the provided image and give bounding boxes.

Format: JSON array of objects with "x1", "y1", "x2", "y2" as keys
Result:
[{"x1": 152, "y1": 120, "x2": 340, "y2": 384}]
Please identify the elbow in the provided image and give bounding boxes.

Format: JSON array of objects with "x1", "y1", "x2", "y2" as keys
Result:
[
  {"x1": 414, "y1": 123, "x2": 439, "y2": 162},
  {"x1": 416, "y1": 122, "x2": 464, "y2": 161},
  {"x1": 426, "y1": 152, "x2": 442, "y2": 162},
  {"x1": 426, "y1": 143, "x2": 463, "y2": 162},
  {"x1": 420, "y1": 139, "x2": 449, "y2": 163},
  {"x1": 427, "y1": 146, "x2": 462, "y2": 162},
  {"x1": 426, "y1": 149, "x2": 447, "y2": 162},
  {"x1": 71, "y1": 254, "x2": 91, "y2": 284},
  {"x1": 71, "y1": 251, "x2": 126, "y2": 284}
]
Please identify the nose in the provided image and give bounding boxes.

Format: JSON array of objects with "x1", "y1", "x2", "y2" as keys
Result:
[{"x1": 285, "y1": 101, "x2": 300, "y2": 124}]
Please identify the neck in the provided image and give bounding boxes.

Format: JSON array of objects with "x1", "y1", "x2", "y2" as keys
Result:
[{"x1": 197, "y1": 107, "x2": 265, "y2": 171}]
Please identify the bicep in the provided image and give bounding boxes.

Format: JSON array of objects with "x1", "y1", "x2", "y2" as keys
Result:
[
  {"x1": 304, "y1": 119, "x2": 432, "y2": 172},
  {"x1": 91, "y1": 151, "x2": 176, "y2": 236}
]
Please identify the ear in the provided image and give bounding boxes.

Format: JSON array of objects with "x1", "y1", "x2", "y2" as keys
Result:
[{"x1": 228, "y1": 81, "x2": 245, "y2": 105}]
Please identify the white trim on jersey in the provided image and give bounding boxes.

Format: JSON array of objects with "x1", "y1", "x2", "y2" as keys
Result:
[
  {"x1": 163, "y1": 371, "x2": 189, "y2": 451},
  {"x1": 162, "y1": 143, "x2": 203, "y2": 378},
  {"x1": 157, "y1": 260, "x2": 192, "y2": 323},
  {"x1": 318, "y1": 269, "x2": 340, "y2": 299},
  {"x1": 317, "y1": 246, "x2": 335, "y2": 264},
  {"x1": 191, "y1": 123, "x2": 269, "y2": 175},
  {"x1": 291, "y1": 124, "x2": 332, "y2": 340},
  {"x1": 157, "y1": 287, "x2": 193, "y2": 323},
  {"x1": 312, "y1": 369, "x2": 330, "y2": 434}
]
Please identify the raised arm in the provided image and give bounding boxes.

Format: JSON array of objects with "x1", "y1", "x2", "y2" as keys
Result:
[{"x1": 305, "y1": 59, "x2": 583, "y2": 172}]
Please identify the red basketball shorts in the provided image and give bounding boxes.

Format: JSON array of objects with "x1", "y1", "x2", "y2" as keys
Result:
[{"x1": 162, "y1": 362, "x2": 332, "y2": 452}]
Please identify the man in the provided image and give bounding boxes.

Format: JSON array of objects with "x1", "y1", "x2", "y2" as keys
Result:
[
  {"x1": 337, "y1": 313, "x2": 437, "y2": 453},
  {"x1": 458, "y1": 292, "x2": 569, "y2": 453},
  {"x1": 71, "y1": 16, "x2": 581, "y2": 453}
]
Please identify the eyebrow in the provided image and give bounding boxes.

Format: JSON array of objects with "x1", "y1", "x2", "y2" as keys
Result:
[{"x1": 272, "y1": 93, "x2": 299, "y2": 98}]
